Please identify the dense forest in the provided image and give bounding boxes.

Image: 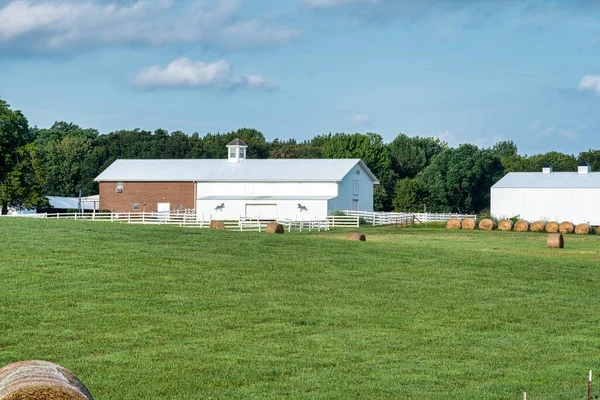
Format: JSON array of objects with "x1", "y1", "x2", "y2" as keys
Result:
[{"x1": 1, "y1": 98, "x2": 599, "y2": 215}]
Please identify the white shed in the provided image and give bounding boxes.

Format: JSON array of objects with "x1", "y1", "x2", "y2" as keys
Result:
[
  {"x1": 95, "y1": 139, "x2": 379, "y2": 220},
  {"x1": 491, "y1": 162, "x2": 600, "y2": 224}
]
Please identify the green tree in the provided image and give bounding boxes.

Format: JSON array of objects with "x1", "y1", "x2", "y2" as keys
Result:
[
  {"x1": 526, "y1": 151, "x2": 577, "y2": 172},
  {"x1": 420, "y1": 144, "x2": 503, "y2": 213},
  {"x1": 578, "y1": 150, "x2": 600, "y2": 172},
  {"x1": 0, "y1": 144, "x2": 49, "y2": 211},
  {"x1": 0, "y1": 99, "x2": 38, "y2": 214},
  {"x1": 389, "y1": 134, "x2": 446, "y2": 179},
  {"x1": 392, "y1": 178, "x2": 430, "y2": 212}
]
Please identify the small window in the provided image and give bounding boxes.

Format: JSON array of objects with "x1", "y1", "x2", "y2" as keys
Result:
[
  {"x1": 116, "y1": 182, "x2": 124, "y2": 193},
  {"x1": 132, "y1": 203, "x2": 140, "y2": 210},
  {"x1": 239, "y1": 147, "x2": 245, "y2": 159},
  {"x1": 353, "y1": 179, "x2": 359, "y2": 195},
  {"x1": 229, "y1": 148, "x2": 236, "y2": 158}
]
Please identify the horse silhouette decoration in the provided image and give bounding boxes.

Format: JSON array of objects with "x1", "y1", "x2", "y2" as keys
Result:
[
  {"x1": 297, "y1": 204, "x2": 308, "y2": 212},
  {"x1": 214, "y1": 203, "x2": 225, "y2": 212}
]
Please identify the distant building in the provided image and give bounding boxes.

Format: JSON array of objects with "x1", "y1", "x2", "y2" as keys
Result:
[
  {"x1": 95, "y1": 139, "x2": 379, "y2": 219},
  {"x1": 491, "y1": 161, "x2": 600, "y2": 224}
]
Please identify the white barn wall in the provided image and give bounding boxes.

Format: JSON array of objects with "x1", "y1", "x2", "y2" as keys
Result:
[
  {"x1": 491, "y1": 187, "x2": 600, "y2": 224},
  {"x1": 196, "y1": 199, "x2": 328, "y2": 220},
  {"x1": 328, "y1": 164, "x2": 374, "y2": 213},
  {"x1": 196, "y1": 181, "x2": 337, "y2": 197}
]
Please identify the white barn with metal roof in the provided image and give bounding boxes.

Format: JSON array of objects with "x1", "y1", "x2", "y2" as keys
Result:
[
  {"x1": 95, "y1": 139, "x2": 379, "y2": 220},
  {"x1": 491, "y1": 162, "x2": 600, "y2": 224}
]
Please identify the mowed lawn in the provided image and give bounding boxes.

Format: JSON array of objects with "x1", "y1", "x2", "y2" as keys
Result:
[{"x1": 1, "y1": 219, "x2": 600, "y2": 399}]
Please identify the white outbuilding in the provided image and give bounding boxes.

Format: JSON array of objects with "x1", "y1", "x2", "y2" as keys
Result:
[
  {"x1": 491, "y1": 162, "x2": 600, "y2": 224},
  {"x1": 95, "y1": 139, "x2": 379, "y2": 220}
]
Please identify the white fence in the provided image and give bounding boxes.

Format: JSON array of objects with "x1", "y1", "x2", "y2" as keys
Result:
[
  {"x1": 341, "y1": 210, "x2": 476, "y2": 226},
  {"x1": 1, "y1": 211, "x2": 359, "y2": 232}
]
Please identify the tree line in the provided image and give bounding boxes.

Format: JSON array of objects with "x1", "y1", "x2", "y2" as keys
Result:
[{"x1": 1, "y1": 98, "x2": 599, "y2": 214}]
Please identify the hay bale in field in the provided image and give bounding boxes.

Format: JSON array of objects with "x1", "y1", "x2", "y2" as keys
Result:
[
  {"x1": 445, "y1": 218, "x2": 462, "y2": 230},
  {"x1": 514, "y1": 220, "x2": 530, "y2": 232},
  {"x1": 265, "y1": 222, "x2": 284, "y2": 234},
  {"x1": 209, "y1": 220, "x2": 225, "y2": 230},
  {"x1": 346, "y1": 232, "x2": 366, "y2": 241},
  {"x1": 559, "y1": 221, "x2": 575, "y2": 234},
  {"x1": 575, "y1": 223, "x2": 591, "y2": 235},
  {"x1": 546, "y1": 221, "x2": 559, "y2": 233},
  {"x1": 0, "y1": 360, "x2": 94, "y2": 400},
  {"x1": 478, "y1": 219, "x2": 497, "y2": 231},
  {"x1": 530, "y1": 221, "x2": 546, "y2": 232},
  {"x1": 461, "y1": 218, "x2": 476, "y2": 230},
  {"x1": 547, "y1": 233, "x2": 564, "y2": 249},
  {"x1": 497, "y1": 219, "x2": 514, "y2": 231}
]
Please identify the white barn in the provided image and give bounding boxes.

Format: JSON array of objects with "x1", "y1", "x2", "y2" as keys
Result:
[
  {"x1": 491, "y1": 162, "x2": 600, "y2": 224},
  {"x1": 95, "y1": 139, "x2": 379, "y2": 220}
]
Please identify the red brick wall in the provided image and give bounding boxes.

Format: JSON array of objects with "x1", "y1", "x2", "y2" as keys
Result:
[{"x1": 99, "y1": 181, "x2": 195, "y2": 212}]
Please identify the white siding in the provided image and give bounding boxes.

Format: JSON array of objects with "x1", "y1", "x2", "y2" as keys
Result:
[
  {"x1": 491, "y1": 187, "x2": 600, "y2": 224},
  {"x1": 196, "y1": 199, "x2": 329, "y2": 220},
  {"x1": 196, "y1": 181, "x2": 337, "y2": 197},
  {"x1": 328, "y1": 164, "x2": 374, "y2": 214}
]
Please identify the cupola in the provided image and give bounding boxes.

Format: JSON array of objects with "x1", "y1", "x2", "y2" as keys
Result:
[
  {"x1": 542, "y1": 163, "x2": 552, "y2": 174},
  {"x1": 227, "y1": 138, "x2": 248, "y2": 164},
  {"x1": 578, "y1": 161, "x2": 591, "y2": 174}
]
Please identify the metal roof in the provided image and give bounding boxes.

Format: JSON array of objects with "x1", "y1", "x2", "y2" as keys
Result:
[
  {"x1": 492, "y1": 172, "x2": 600, "y2": 189},
  {"x1": 227, "y1": 138, "x2": 247, "y2": 147},
  {"x1": 95, "y1": 159, "x2": 379, "y2": 183},
  {"x1": 46, "y1": 196, "x2": 99, "y2": 210}
]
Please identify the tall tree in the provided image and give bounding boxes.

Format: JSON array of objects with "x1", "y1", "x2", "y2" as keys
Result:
[{"x1": 419, "y1": 144, "x2": 503, "y2": 213}]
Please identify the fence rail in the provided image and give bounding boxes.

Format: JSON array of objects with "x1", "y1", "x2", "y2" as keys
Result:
[
  {"x1": 341, "y1": 210, "x2": 476, "y2": 226},
  {"x1": 1, "y1": 211, "x2": 360, "y2": 232}
]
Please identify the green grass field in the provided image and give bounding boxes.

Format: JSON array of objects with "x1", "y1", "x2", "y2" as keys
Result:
[{"x1": 1, "y1": 219, "x2": 600, "y2": 399}]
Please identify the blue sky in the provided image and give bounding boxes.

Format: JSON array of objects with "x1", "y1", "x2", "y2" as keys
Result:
[{"x1": 1, "y1": 0, "x2": 600, "y2": 155}]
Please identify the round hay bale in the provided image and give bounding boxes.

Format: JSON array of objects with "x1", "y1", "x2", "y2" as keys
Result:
[
  {"x1": 497, "y1": 219, "x2": 514, "y2": 231},
  {"x1": 530, "y1": 221, "x2": 546, "y2": 232},
  {"x1": 209, "y1": 220, "x2": 225, "y2": 230},
  {"x1": 445, "y1": 218, "x2": 462, "y2": 230},
  {"x1": 0, "y1": 360, "x2": 94, "y2": 400},
  {"x1": 575, "y1": 223, "x2": 591, "y2": 235},
  {"x1": 559, "y1": 221, "x2": 575, "y2": 234},
  {"x1": 478, "y1": 219, "x2": 497, "y2": 231},
  {"x1": 265, "y1": 222, "x2": 284, "y2": 234},
  {"x1": 546, "y1": 221, "x2": 560, "y2": 233},
  {"x1": 514, "y1": 220, "x2": 530, "y2": 232},
  {"x1": 461, "y1": 219, "x2": 476, "y2": 230},
  {"x1": 346, "y1": 232, "x2": 366, "y2": 241},
  {"x1": 547, "y1": 233, "x2": 564, "y2": 249}
]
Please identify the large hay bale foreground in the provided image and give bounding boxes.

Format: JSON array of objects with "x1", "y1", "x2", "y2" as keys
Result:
[
  {"x1": 559, "y1": 221, "x2": 575, "y2": 234},
  {"x1": 461, "y1": 219, "x2": 476, "y2": 230},
  {"x1": 209, "y1": 220, "x2": 225, "y2": 230},
  {"x1": 346, "y1": 232, "x2": 366, "y2": 241},
  {"x1": 547, "y1": 233, "x2": 564, "y2": 249},
  {"x1": 498, "y1": 219, "x2": 514, "y2": 231},
  {"x1": 530, "y1": 221, "x2": 546, "y2": 232},
  {"x1": 446, "y1": 218, "x2": 462, "y2": 230},
  {"x1": 575, "y1": 223, "x2": 591, "y2": 235},
  {"x1": 265, "y1": 222, "x2": 284, "y2": 234},
  {"x1": 546, "y1": 221, "x2": 560, "y2": 233},
  {"x1": 0, "y1": 360, "x2": 94, "y2": 400},
  {"x1": 478, "y1": 219, "x2": 497, "y2": 231},
  {"x1": 514, "y1": 220, "x2": 530, "y2": 232}
]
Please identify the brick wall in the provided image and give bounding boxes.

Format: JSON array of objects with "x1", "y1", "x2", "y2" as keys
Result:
[{"x1": 99, "y1": 181, "x2": 195, "y2": 212}]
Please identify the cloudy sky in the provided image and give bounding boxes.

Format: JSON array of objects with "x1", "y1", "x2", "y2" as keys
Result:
[{"x1": 1, "y1": 0, "x2": 599, "y2": 155}]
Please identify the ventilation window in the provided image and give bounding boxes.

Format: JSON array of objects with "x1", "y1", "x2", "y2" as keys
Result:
[
  {"x1": 132, "y1": 203, "x2": 140, "y2": 210},
  {"x1": 116, "y1": 182, "x2": 124, "y2": 193}
]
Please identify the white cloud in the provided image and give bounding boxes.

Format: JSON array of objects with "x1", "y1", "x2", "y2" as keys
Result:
[
  {"x1": 350, "y1": 114, "x2": 370, "y2": 125},
  {"x1": 559, "y1": 130, "x2": 578, "y2": 141},
  {"x1": 578, "y1": 75, "x2": 600, "y2": 95},
  {"x1": 132, "y1": 58, "x2": 274, "y2": 90},
  {"x1": 435, "y1": 129, "x2": 456, "y2": 147},
  {"x1": 0, "y1": 0, "x2": 301, "y2": 52},
  {"x1": 302, "y1": 0, "x2": 379, "y2": 8},
  {"x1": 530, "y1": 119, "x2": 555, "y2": 140}
]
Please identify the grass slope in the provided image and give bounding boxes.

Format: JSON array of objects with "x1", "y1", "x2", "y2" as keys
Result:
[{"x1": 1, "y1": 219, "x2": 600, "y2": 399}]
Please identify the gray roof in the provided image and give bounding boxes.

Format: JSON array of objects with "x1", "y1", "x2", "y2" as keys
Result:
[
  {"x1": 492, "y1": 172, "x2": 600, "y2": 189},
  {"x1": 227, "y1": 139, "x2": 247, "y2": 146},
  {"x1": 47, "y1": 196, "x2": 99, "y2": 210},
  {"x1": 95, "y1": 159, "x2": 379, "y2": 183}
]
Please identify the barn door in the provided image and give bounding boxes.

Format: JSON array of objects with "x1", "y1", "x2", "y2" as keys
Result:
[{"x1": 245, "y1": 204, "x2": 278, "y2": 220}]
